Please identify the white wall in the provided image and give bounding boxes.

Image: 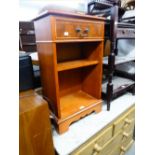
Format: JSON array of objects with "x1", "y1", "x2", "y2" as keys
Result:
[{"x1": 19, "y1": 0, "x2": 89, "y2": 21}]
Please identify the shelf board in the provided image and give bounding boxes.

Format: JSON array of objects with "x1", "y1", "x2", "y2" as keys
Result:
[
  {"x1": 103, "y1": 56, "x2": 135, "y2": 66},
  {"x1": 22, "y1": 43, "x2": 36, "y2": 46},
  {"x1": 102, "y1": 76, "x2": 134, "y2": 94},
  {"x1": 60, "y1": 90, "x2": 100, "y2": 118},
  {"x1": 57, "y1": 59, "x2": 98, "y2": 72},
  {"x1": 20, "y1": 33, "x2": 35, "y2": 36}
]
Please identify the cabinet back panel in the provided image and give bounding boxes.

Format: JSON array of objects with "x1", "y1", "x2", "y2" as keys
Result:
[
  {"x1": 82, "y1": 42, "x2": 103, "y2": 99},
  {"x1": 56, "y1": 42, "x2": 100, "y2": 63},
  {"x1": 57, "y1": 43, "x2": 82, "y2": 62},
  {"x1": 58, "y1": 69, "x2": 82, "y2": 96},
  {"x1": 82, "y1": 42, "x2": 101, "y2": 60}
]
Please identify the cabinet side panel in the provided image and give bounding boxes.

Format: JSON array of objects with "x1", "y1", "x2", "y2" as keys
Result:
[
  {"x1": 36, "y1": 43, "x2": 60, "y2": 116},
  {"x1": 34, "y1": 16, "x2": 52, "y2": 41},
  {"x1": 82, "y1": 42, "x2": 104, "y2": 99},
  {"x1": 34, "y1": 17, "x2": 61, "y2": 117}
]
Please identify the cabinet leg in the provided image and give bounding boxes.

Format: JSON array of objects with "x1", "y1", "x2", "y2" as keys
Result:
[
  {"x1": 131, "y1": 86, "x2": 135, "y2": 95},
  {"x1": 94, "y1": 104, "x2": 102, "y2": 113},
  {"x1": 106, "y1": 83, "x2": 113, "y2": 111},
  {"x1": 57, "y1": 122, "x2": 70, "y2": 134}
]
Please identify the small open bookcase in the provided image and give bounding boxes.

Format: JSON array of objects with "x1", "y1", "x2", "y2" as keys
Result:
[{"x1": 34, "y1": 11, "x2": 104, "y2": 134}]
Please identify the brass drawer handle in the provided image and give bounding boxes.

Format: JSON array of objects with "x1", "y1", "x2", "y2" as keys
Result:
[
  {"x1": 75, "y1": 27, "x2": 81, "y2": 32},
  {"x1": 124, "y1": 118, "x2": 132, "y2": 124},
  {"x1": 84, "y1": 28, "x2": 89, "y2": 33},
  {"x1": 75, "y1": 27, "x2": 89, "y2": 37},
  {"x1": 121, "y1": 140, "x2": 134, "y2": 153},
  {"x1": 93, "y1": 143, "x2": 102, "y2": 153},
  {"x1": 123, "y1": 132, "x2": 129, "y2": 138}
]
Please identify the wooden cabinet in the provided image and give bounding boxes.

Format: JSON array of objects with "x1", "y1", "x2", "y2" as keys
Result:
[
  {"x1": 71, "y1": 105, "x2": 135, "y2": 155},
  {"x1": 19, "y1": 90, "x2": 55, "y2": 155},
  {"x1": 34, "y1": 11, "x2": 104, "y2": 134}
]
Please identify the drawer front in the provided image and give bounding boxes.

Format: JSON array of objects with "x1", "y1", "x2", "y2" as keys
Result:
[
  {"x1": 127, "y1": 108, "x2": 135, "y2": 120},
  {"x1": 123, "y1": 119, "x2": 135, "y2": 133},
  {"x1": 71, "y1": 126, "x2": 113, "y2": 155},
  {"x1": 96, "y1": 131, "x2": 123, "y2": 155},
  {"x1": 113, "y1": 107, "x2": 135, "y2": 135},
  {"x1": 120, "y1": 139, "x2": 134, "y2": 155},
  {"x1": 96, "y1": 126, "x2": 113, "y2": 147},
  {"x1": 55, "y1": 18, "x2": 104, "y2": 40},
  {"x1": 110, "y1": 147, "x2": 121, "y2": 155},
  {"x1": 122, "y1": 130, "x2": 134, "y2": 145},
  {"x1": 122, "y1": 131, "x2": 134, "y2": 146}
]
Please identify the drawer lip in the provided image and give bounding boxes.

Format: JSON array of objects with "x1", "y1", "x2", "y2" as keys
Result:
[
  {"x1": 55, "y1": 17, "x2": 104, "y2": 24},
  {"x1": 36, "y1": 39, "x2": 104, "y2": 43},
  {"x1": 33, "y1": 10, "x2": 105, "y2": 22}
]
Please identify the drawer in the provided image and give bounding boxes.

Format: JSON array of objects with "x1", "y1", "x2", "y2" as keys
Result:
[
  {"x1": 95, "y1": 131, "x2": 123, "y2": 155},
  {"x1": 113, "y1": 107, "x2": 135, "y2": 135},
  {"x1": 121, "y1": 130, "x2": 134, "y2": 144},
  {"x1": 96, "y1": 126, "x2": 113, "y2": 147},
  {"x1": 71, "y1": 126, "x2": 113, "y2": 155},
  {"x1": 123, "y1": 119, "x2": 135, "y2": 133},
  {"x1": 55, "y1": 18, "x2": 104, "y2": 40},
  {"x1": 120, "y1": 139, "x2": 134, "y2": 155},
  {"x1": 109, "y1": 146, "x2": 121, "y2": 155}
]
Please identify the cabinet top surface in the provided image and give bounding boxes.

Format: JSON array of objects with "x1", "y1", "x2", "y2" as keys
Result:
[
  {"x1": 33, "y1": 10, "x2": 105, "y2": 21},
  {"x1": 19, "y1": 90, "x2": 47, "y2": 114}
]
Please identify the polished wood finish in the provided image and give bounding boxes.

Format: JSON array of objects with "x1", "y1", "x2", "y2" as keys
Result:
[
  {"x1": 19, "y1": 90, "x2": 55, "y2": 155},
  {"x1": 55, "y1": 17, "x2": 104, "y2": 40},
  {"x1": 33, "y1": 10, "x2": 105, "y2": 21},
  {"x1": 34, "y1": 11, "x2": 104, "y2": 134},
  {"x1": 57, "y1": 59, "x2": 98, "y2": 71},
  {"x1": 71, "y1": 105, "x2": 135, "y2": 155}
]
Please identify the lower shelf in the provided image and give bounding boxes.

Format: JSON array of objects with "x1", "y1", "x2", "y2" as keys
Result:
[
  {"x1": 57, "y1": 59, "x2": 98, "y2": 72},
  {"x1": 60, "y1": 90, "x2": 100, "y2": 118},
  {"x1": 103, "y1": 56, "x2": 135, "y2": 66},
  {"x1": 115, "y1": 62, "x2": 135, "y2": 80},
  {"x1": 102, "y1": 76, "x2": 135, "y2": 99}
]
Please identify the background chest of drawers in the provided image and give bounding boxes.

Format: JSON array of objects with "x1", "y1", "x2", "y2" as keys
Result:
[
  {"x1": 71, "y1": 105, "x2": 135, "y2": 155},
  {"x1": 34, "y1": 11, "x2": 104, "y2": 134},
  {"x1": 19, "y1": 90, "x2": 55, "y2": 155}
]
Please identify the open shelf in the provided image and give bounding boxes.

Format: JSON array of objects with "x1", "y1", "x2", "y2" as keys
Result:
[
  {"x1": 57, "y1": 59, "x2": 99, "y2": 72},
  {"x1": 102, "y1": 76, "x2": 134, "y2": 93},
  {"x1": 60, "y1": 90, "x2": 100, "y2": 118},
  {"x1": 103, "y1": 56, "x2": 135, "y2": 66}
]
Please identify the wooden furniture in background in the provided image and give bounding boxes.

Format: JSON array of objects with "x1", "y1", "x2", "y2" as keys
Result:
[
  {"x1": 34, "y1": 11, "x2": 105, "y2": 134},
  {"x1": 71, "y1": 105, "x2": 135, "y2": 155},
  {"x1": 19, "y1": 21, "x2": 37, "y2": 52},
  {"x1": 88, "y1": 0, "x2": 135, "y2": 111},
  {"x1": 19, "y1": 90, "x2": 55, "y2": 155},
  {"x1": 30, "y1": 52, "x2": 39, "y2": 65}
]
